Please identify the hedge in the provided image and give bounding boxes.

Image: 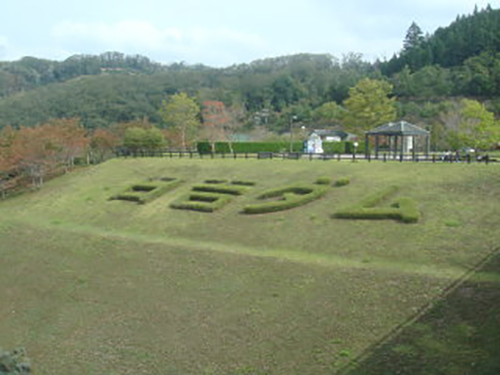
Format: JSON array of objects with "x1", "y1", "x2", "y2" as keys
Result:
[
  {"x1": 192, "y1": 183, "x2": 249, "y2": 196},
  {"x1": 197, "y1": 141, "x2": 364, "y2": 154},
  {"x1": 242, "y1": 184, "x2": 328, "y2": 214},
  {"x1": 170, "y1": 192, "x2": 233, "y2": 212},
  {"x1": 111, "y1": 177, "x2": 182, "y2": 204},
  {"x1": 197, "y1": 141, "x2": 304, "y2": 154},
  {"x1": 315, "y1": 176, "x2": 332, "y2": 185},
  {"x1": 334, "y1": 177, "x2": 350, "y2": 187},
  {"x1": 333, "y1": 186, "x2": 420, "y2": 223}
]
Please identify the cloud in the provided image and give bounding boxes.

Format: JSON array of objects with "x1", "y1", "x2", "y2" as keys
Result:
[
  {"x1": 51, "y1": 20, "x2": 268, "y2": 65},
  {"x1": 0, "y1": 35, "x2": 9, "y2": 58}
]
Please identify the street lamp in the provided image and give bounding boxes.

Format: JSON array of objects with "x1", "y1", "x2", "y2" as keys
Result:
[{"x1": 289, "y1": 115, "x2": 298, "y2": 152}]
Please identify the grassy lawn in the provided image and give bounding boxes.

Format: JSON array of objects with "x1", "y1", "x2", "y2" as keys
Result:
[{"x1": 0, "y1": 158, "x2": 499, "y2": 374}]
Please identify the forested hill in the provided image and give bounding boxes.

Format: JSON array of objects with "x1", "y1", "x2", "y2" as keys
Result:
[
  {"x1": 381, "y1": 5, "x2": 500, "y2": 74},
  {"x1": 0, "y1": 5, "x2": 499, "y2": 131},
  {"x1": 0, "y1": 53, "x2": 375, "y2": 130},
  {"x1": 0, "y1": 52, "x2": 214, "y2": 98}
]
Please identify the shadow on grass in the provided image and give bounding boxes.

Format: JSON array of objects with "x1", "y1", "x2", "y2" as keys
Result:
[{"x1": 341, "y1": 249, "x2": 500, "y2": 375}]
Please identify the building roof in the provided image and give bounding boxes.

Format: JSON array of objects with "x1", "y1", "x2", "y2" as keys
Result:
[
  {"x1": 366, "y1": 121, "x2": 429, "y2": 136},
  {"x1": 311, "y1": 129, "x2": 357, "y2": 140}
]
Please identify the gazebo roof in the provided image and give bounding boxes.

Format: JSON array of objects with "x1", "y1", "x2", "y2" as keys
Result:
[{"x1": 366, "y1": 121, "x2": 429, "y2": 136}]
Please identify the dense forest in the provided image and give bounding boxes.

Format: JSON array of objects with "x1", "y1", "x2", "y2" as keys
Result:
[{"x1": 0, "y1": 6, "x2": 499, "y2": 141}]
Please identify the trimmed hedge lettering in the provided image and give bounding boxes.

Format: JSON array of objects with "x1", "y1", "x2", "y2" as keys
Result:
[{"x1": 333, "y1": 186, "x2": 420, "y2": 223}]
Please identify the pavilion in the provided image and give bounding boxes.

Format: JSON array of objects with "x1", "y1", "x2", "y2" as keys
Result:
[{"x1": 365, "y1": 121, "x2": 430, "y2": 159}]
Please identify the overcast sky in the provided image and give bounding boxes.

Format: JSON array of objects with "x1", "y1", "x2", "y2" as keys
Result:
[{"x1": 0, "y1": 0, "x2": 496, "y2": 67}]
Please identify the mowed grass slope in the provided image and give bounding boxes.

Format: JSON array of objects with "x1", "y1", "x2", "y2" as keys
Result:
[{"x1": 0, "y1": 158, "x2": 499, "y2": 374}]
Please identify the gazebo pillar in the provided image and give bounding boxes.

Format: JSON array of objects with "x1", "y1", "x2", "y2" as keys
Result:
[
  {"x1": 425, "y1": 134, "x2": 430, "y2": 157},
  {"x1": 375, "y1": 135, "x2": 380, "y2": 159},
  {"x1": 365, "y1": 134, "x2": 369, "y2": 158},
  {"x1": 400, "y1": 135, "x2": 405, "y2": 159},
  {"x1": 393, "y1": 136, "x2": 398, "y2": 159},
  {"x1": 412, "y1": 136, "x2": 416, "y2": 160}
]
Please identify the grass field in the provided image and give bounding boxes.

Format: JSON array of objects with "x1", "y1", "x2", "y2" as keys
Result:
[{"x1": 0, "y1": 158, "x2": 499, "y2": 374}]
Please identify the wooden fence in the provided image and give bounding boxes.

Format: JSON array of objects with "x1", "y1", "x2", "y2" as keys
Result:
[{"x1": 115, "y1": 149, "x2": 497, "y2": 164}]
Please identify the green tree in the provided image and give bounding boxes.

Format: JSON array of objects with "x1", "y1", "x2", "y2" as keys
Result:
[
  {"x1": 404, "y1": 22, "x2": 425, "y2": 51},
  {"x1": 144, "y1": 127, "x2": 165, "y2": 150},
  {"x1": 458, "y1": 99, "x2": 500, "y2": 150},
  {"x1": 159, "y1": 93, "x2": 200, "y2": 150},
  {"x1": 312, "y1": 101, "x2": 345, "y2": 125},
  {"x1": 123, "y1": 127, "x2": 147, "y2": 152},
  {"x1": 342, "y1": 79, "x2": 397, "y2": 134}
]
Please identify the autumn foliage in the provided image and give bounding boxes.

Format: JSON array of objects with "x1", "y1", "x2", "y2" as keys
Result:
[{"x1": 0, "y1": 118, "x2": 90, "y2": 194}]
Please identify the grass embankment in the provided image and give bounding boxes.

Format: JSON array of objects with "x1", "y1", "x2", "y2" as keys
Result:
[{"x1": 0, "y1": 158, "x2": 499, "y2": 374}]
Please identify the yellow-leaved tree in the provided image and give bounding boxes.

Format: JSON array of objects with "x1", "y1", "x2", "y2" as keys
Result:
[{"x1": 342, "y1": 78, "x2": 397, "y2": 134}]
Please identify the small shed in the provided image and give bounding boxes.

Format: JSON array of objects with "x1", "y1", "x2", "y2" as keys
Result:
[
  {"x1": 365, "y1": 121, "x2": 430, "y2": 159},
  {"x1": 305, "y1": 132, "x2": 324, "y2": 153},
  {"x1": 313, "y1": 129, "x2": 357, "y2": 142}
]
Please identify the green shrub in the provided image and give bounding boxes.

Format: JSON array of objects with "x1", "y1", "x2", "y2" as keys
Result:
[
  {"x1": 334, "y1": 178, "x2": 350, "y2": 187},
  {"x1": 192, "y1": 183, "x2": 249, "y2": 196},
  {"x1": 315, "y1": 176, "x2": 332, "y2": 185},
  {"x1": 396, "y1": 197, "x2": 420, "y2": 223},
  {"x1": 204, "y1": 179, "x2": 227, "y2": 184},
  {"x1": 197, "y1": 141, "x2": 303, "y2": 154},
  {"x1": 0, "y1": 347, "x2": 31, "y2": 374},
  {"x1": 111, "y1": 177, "x2": 182, "y2": 204},
  {"x1": 333, "y1": 186, "x2": 420, "y2": 223},
  {"x1": 344, "y1": 140, "x2": 366, "y2": 154},
  {"x1": 322, "y1": 141, "x2": 347, "y2": 154},
  {"x1": 131, "y1": 183, "x2": 157, "y2": 192},
  {"x1": 112, "y1": 192, "x2": 143, "y2": 202},
  {"x1": 354, "y1": 186, "x2": 399, "y2": 208},
  {"x1": 171, "y1": 192, "x2": 233, "y2": 212},
  {"x1": 231, "y1": 180, "x2": 256, "y2": 186},
  {"x1": 243, "y1": 184, "x2": 328, "y2": 214}
]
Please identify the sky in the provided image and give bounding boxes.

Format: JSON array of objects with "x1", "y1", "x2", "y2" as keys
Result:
[{"x1": 0, "y1": 0, "x2": 497, "y2": 67}]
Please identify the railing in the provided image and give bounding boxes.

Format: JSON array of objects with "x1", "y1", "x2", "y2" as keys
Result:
[{"x1": 115, "y1": 149, "x2": 497, "y2": 164}]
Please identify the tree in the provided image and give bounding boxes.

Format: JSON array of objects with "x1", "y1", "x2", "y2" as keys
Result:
[
  {"x1": 123, "y1": 126, "x2": 165, "y2": 153},
  {"x1": 458, "y1": 99, "x2": 500, "y2": 150},
  {"x1": 48, "y1": 118, "x2": 88, "y2": 171},
  {"x1": 89, "y1": 128, "x2": 118, "y2": 163},
  {"x1": 404, "y1": 22, "x2": 425, "y2": 51},
  {"x1": 342, "y1": 79, "x2": 397, "y2": 134},
  {"x1": 159, "y1": 93, "x2": 200, "y2": 150},
  {"x1": 201, "y1": 101, "x2": 231, "y2": 152},
  {"x1": 123, "y1": 127, "x2": 148, "y2": 153},
  {"x1": 10, "y1": 126, "x2": 60, "y2": 188},
  {"x1": 143, "y1": 127, "x2": 165, "y2": 150},
  {"x1": 312, "y1": 101, "x2": 345, "y2": 125}
]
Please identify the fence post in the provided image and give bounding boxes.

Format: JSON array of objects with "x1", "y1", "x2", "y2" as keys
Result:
[
  {"x1": 245, "y1": 153, "x2": 248, "y2": 159},
  {"x1": 234, "y1": 152, "x2": 237, "y2": 159},
  {"x1": 383, "y1": 153, "x2": 387, "y2": 162},
  {"x1": 337, "y1": 153, "x2": 341, "y2": 162},
  {"x1": 486, "y1": 154, "x2": 490, "y2": 165},
  {"x1": 432, "y1": 154, "x2": 435, "y2": 163}
]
